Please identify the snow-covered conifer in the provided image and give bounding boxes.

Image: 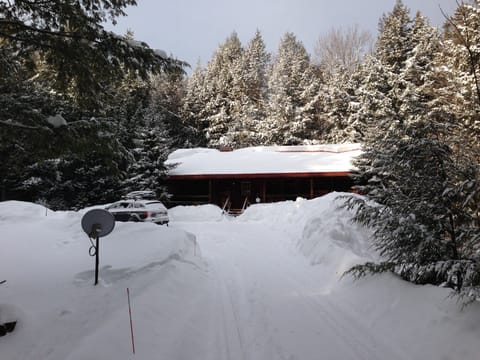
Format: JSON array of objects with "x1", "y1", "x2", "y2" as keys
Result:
[
  {"x1": 344, "y1": 4, "x2": 480, "y2": 302},
  {"x1": 0, "y1": 0, "x2": 186, "y2": 109},
  {"x1": 229, "y1": 30, "x2": 271, "y2": 147},
  {"x1": 201, "y1": 32, "x2": 244, "y2": 147},
  {"x1": 376, "y1": 0, "x2": 412, "y2": 73},
  {"x1": 265, "y1": 32, "x2": 322, "y2": 145}
]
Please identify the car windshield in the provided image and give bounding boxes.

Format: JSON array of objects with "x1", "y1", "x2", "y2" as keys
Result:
[{"x1": 108, "y1": 202, "x2": 132, "y2": 209}]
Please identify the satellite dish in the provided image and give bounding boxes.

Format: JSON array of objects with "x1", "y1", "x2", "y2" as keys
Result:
[{"x1": 81, "y1": 209, "x2": 115, "y2": 238}]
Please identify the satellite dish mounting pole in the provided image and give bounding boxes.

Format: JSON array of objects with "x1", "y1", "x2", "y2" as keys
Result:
[
  {"x1": 94, "y1": 234, "x2": 99, "y2": 286},
  {"x1": 90, "y1": 223, "x2": 101, "y2": 286},
  {"x1": 81, "y1": 209, "x2": 115, "y2": 286}
]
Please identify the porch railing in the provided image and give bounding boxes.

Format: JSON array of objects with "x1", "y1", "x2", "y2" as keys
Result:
[
  {"x1": 221, "y1": 197, "x2": 230, "y2": 214},
  {"x1": 241, "y1": 196, "x2": 250, "y2": 213}
]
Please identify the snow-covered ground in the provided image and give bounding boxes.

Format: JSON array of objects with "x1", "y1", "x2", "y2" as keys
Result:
[{"x1": 1, "y1": 193, "x2": 479, "y2": 360}]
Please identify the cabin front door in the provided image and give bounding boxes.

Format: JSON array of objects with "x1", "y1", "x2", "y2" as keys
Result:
[
  {"x1": 223, "y1": 180, "x2": 253, "y2": 210},
  {"x1": 214, "y1": 179, "x2": 264, "y2": 211}
]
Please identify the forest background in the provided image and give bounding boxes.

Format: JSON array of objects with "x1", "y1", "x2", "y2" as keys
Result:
[{"x1": 0, "y1": 0, "x2": 476, "y2": 212}]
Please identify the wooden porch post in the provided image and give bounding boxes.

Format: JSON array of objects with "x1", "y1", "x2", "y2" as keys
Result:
[
  {"x1": 262, "y1": 179, "x2": 266, "y2": 203},
  {"x1": 208, "y1": 179, "x2": 212, "y2": 203}
]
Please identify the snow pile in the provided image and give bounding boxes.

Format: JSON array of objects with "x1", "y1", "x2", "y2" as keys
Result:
[
  {"x1": 0, "y1": 201, "x2": 198, "y2": 282},
  {"x1": 168, "y1": 203, "x2": 225, "y2": 222},
  {"x1": 240, "y1": 192, "x2": 376, "y2": 281},
  {"x1": 0, "y1": 201, "x2": 200, "y2": 360},
  {"x1": 238, "y1": 195, "x2": 480, "y2": 359},
  {"x1": 0, "y1": 200, "x2": 50, "y2": 220}
]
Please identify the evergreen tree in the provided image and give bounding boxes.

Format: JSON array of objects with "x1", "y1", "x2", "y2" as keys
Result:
[
  {"x1": 122, "y1": 111, "x2": 172, "y2": 201},
  {"x1": 344, "y1": 4, "x2": 480, "y2": 302},
  {"x1": 149, "y1": 72, "x2": 195, "y2": 149},
  {"x1": 121, "y1": 72, "x2": 193, "y2": 201},
  {"x1": 202, "y1": 32, "x2": 244, "y2": 147},
  {"x1": 342, "y1": 3, "x2": 426, "y2": 143},
  {"x1": 229, "y1": 30, "x2": 271, "y2": 147},
  {"x1": 181, "y1": 62, "x2": 209, "y2": 147},
  {"x1": 318, "y1": 63, "x2": 365, "y2": 143},
  {"x1": 440, "y1": 2, "x2": 480, "y2": 160},
  {"x1": 0, "y1": 0, "x2": 185, "y2": 109},
  {"x1": 265, "y1": 32, "x2": 322, "y2": 145},
  {"x1": 0, "y1": 79, "x2": 73, "y2": 203},
  {"x1": 15, "y1": 117, "x2": 126, "y2": 209},
  {"x1": 0, "y1": 1, "x2": 186, "y2": 207},
  {"x1": 434, "y1": 1, "x2": 480, "y2": 259},
  {"x1": 376, "y1": 0, "x2": 412, "y2": 74}
]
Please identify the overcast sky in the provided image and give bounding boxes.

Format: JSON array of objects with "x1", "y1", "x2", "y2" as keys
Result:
[{"x1": 108, "y1": 0, "x2": 458, "y2": 70}]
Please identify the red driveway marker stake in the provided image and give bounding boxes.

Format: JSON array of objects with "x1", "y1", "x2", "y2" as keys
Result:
[{"x1": 127, "y1": 288, "x2": 136, "y2": 354}]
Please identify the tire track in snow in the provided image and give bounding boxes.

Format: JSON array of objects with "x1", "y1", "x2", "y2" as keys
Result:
[
  {"x1": 193, "y1": 223, "x2": 249, "y2": 360},
  {"x1": 211, "y1": 257, "x2": 247, "y2": 360},
  {"x1": 199, "y1": 224, "x2": 279, "y2": 360},
  {"x1": 232, "y1": 222, "x2": 408, "y2": 360},
  {"x1": 177, "y1": 221, "x2": 409, "y2": 360}
]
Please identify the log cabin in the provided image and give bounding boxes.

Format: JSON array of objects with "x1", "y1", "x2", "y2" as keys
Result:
[{"x1": 165, "y1": 144, "x2": 361, "y2": 213}]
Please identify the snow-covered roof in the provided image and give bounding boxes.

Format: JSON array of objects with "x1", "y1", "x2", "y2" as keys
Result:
[{"x1": 166, "y1": 144, "x2": 361, "y2": 177}]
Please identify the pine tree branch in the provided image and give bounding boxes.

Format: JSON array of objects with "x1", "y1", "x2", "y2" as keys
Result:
[
  {"x1": 0, "y1": 30, "x2": 57, "y2": 50},
  {"x1": 440, "y1": 3, "x2": 480, "y2": 107},
  {"x1": 0, "y1": 119, "x2": 45, "y2": 130},
  {"x1": 0, "y1": 19, "x2": 87, "y2": 40}
]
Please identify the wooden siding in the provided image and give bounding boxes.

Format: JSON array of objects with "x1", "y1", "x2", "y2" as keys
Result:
[{"x1": 166, "y1": 173, "x2": 353, "y2": 209}]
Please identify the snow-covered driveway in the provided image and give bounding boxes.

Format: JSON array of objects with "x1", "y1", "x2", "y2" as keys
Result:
[
  {"x1": 167, "y1": 220, "x2": 406, "y2": 360},
  {"x1": 1, "y1": 197, "x2": 480, "y2": 360}
]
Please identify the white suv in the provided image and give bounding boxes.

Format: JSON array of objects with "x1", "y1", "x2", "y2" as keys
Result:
[{"x1": 106, "y1": 198, "x2": 169, "y2": 225}]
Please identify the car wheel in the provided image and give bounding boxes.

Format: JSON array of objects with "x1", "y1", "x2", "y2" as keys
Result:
[{"x1": 129, "y1": 216, "x2": 140, "y2": 222}]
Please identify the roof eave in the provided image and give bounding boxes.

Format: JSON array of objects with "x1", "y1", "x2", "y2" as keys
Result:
[{"x1": 167, "y1": 171, "x2": 352, "y2": 180}]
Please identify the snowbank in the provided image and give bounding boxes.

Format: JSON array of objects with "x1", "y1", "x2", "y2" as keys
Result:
[
  {"x1": 0, "y1": 201, "x2": 199, "y2": 284},
  {"x1": 0, "y1": 201, "x2": 201, "y2": 360},
  {"x1": 238, "y1": 194, "x2": 480, "y2": 360},
  {"x1": 239, "y1": 192, "x2": 376, "y2": 282},
  {"x1": 168, "y1": 203, "x2": 225, "y2": 222}
]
